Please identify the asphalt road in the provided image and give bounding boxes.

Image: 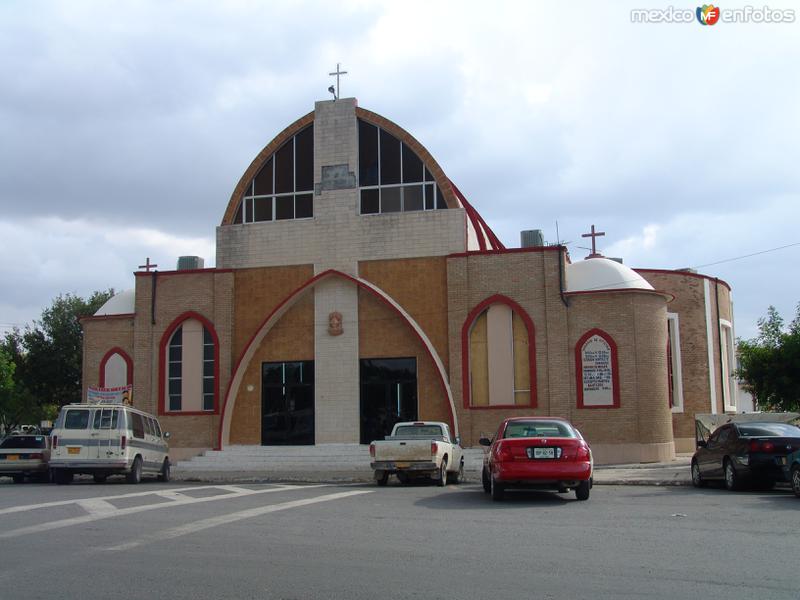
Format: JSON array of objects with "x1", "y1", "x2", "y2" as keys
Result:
[{"x1": 0, "y1": 478, "x2": 797, "y2": 600}]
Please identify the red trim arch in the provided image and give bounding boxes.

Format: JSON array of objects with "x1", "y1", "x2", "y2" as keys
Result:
[
  {"x1": 460, "y1": 294, "x2": 537, "y2": 410},
  {"x1": 217, "y1": 269, "x2": 456, "y2": 450},
  {"x1": 575, "y1": 328, "x2": 621, "y2": 409},
  {"x1": 158, "y1": 311, "x2": 221, "y2": 417},
  {"x1": 98, "y1": 347, "x2": 133, "y2": 387}
]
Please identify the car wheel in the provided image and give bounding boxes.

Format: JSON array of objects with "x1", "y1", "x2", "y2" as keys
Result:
[
  {"x1": 437, "y1": 458, "x2": 448, "y2": 487},
  {"x1": 376, "y1": 470, "x2": 389, "y2": 486},
  {"x1": 158, "y1": 459, "x2": 171, "y2": 483},
  {"x1": 397, "y1": 472, "x2": 409, "y2": 485},
  {"x1": 691, "y1": 460, "x2": 706, "y2": 488},
  {"x1": 481, "y1": 467, "x2": 491, "y2": 494},
  {"x1": 448, "y1": 459, "x2": 464, "y2": 485},
  {"x1": 490, "y1": 474, "x2": 504, "y2": 501},
  {"x1": 93, "y1": 474, "x2": 107, "y2": 484},
  {"x1": 126, "y1": 456, "x2": 143, "y2": 484},
  {"x1": 12, "y1": 474, "x2": 24, "y2": 484},
  {"x1": 790, "y1": 465, "x2": 800, "y2": 498},
  {"x1": 575, "y1": 480, "x2": 590, "y2": 501},
  {"x1": 724, "y1": 459, "x2": 741, "y2": 491}
]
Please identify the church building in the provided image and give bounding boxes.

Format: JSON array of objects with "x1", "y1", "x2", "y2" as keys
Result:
[{"x1": 81, "y1": 97, "x2": 738, "y2": 464}]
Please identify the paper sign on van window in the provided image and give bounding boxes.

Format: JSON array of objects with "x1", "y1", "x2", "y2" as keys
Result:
[{"x1": 87, "y1": 385, "x2": 133, "y2": 405}]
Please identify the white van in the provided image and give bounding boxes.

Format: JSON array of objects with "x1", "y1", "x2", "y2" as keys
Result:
[{"x1": 49, "y1": 403, "x2": 170, "y2": 485}]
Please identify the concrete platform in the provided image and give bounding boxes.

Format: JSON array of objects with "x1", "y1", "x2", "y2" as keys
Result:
[{"x1": 173, "y1": 446, "x2": 694, "y2": 486}]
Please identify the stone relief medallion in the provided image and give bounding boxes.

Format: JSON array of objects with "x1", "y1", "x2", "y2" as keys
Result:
[{"x1": 328, "y1": 311, "x2": 343, "y2": 336}]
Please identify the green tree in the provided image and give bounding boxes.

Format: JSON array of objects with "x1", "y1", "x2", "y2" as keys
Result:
[
  {"x1": 1, "y1": 290, "x2": 114, "y2": 426},
  {"x1": 737, "y1": 303, "x2": 800, "y2": 412}
]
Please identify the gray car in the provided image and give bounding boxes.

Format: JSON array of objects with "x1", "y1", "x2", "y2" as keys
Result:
[{"x1": 0, "y1": 435, "x2": 51, "y2": 483}]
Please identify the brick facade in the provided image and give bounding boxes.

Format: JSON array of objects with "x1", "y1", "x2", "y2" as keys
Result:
[{"x1": 81, "y1": 98, "x2": 737, "y2": 464}]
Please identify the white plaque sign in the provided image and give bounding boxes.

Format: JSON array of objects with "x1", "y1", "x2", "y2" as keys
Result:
[{"x1": 580, "y1": 335, "x2": 614, "y2": 407}]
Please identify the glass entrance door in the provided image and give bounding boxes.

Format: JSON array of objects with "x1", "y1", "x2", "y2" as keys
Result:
[
  {"x1": 360, "y1": 358, "x2": 417, "y2": 445},
  {"x1": 262, "y1": 361, "x2": 314, "y2": 445}
]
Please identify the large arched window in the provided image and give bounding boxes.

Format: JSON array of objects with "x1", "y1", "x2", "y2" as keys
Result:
[
  {"x1": 233, "y1": 124, "x2": 314, "y2": 224},
  {"x1": 358, "y1": 119, "x2": 447, "y2": 215},
  {"x1": 99, "y1": 347, "x2": 133, "y2": 388},
  {"x1": 462, "y1": 295, "x2": 536, "y2": 409},
  {"x1": 159, "y1": 312, "x2": 219, "y2": 415},
  {"x1": 575, "y1": 329, "x2": 620, "y2": 409}
]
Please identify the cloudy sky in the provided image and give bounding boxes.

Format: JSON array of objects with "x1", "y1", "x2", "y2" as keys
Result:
[{"x1": 1, "y1": 0, "x2": 798, "y2": 339}]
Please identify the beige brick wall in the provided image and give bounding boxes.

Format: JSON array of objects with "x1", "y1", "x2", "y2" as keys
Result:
[
  {"x1": 638, "y1": 270, "x2": 735, "y2": 451},
  {"x1": 81, "y1": 316, "x2": 135, "y2": 401},
  {"x1": 132, "y1": 269, "x2": 233, "y2": 449}
]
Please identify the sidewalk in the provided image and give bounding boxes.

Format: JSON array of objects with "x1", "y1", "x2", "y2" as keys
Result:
[{"x1": 173, "y1": 453, "x2": 694, "y2": 487}]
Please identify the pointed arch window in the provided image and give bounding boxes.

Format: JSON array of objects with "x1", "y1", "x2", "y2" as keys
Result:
[
  {"x1": 233, "y1": 124, "x2": 314, "y2": 224},
  {"x1": 462, "y1": 295, "x2": 536, "y2": 409},
  {"x1": 160, "y1": 313, "x2": 219, "y2": 415},
  {"x1": 99, "y1": 348, "x2": 133, "y2": 388}
]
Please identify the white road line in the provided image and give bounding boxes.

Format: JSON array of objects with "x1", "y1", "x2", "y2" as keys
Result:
[
  {"x1": 154, "y1": 490, "x2": 193, "y2": 501},
  {"x1": 215, "y1": 485, "x2": 259, "y2": 495},
  {"x1": 103, "y1": 490, "x2": 373, "y2": 552},
  {"x1": 77, "y1": 499, "x2": 118, "y2": 516},
  {"x1": 0, "y1": 485, "x2": 327, "y2": 539},
  {"x1": 0, "y1": 484, "x2": 266, "y2": 516}
]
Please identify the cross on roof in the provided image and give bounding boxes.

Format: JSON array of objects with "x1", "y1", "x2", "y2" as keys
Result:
[
  {"x1": 328, "y1": 63, "x2": 348, "y2": 100},
  {"x1": 581, "y1": 225, "x2": 605, "y2": 258},
  {"x1": 138, "y1": 257, "x2": 158, "y2": 272}
]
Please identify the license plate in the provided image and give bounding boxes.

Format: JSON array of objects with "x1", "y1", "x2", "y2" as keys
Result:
[
  {"x1": 530, "y1": 447, "x2": 555, "y2": 459},
  {"x1": 6, "y1": 455, "x2": 19, "y2": 461},
  {"x1": 395, "y1": 462, "x2": 410, "y2": 469},
  {"x1": 68, "y1": 447, "x2": 81, "y2": 455}
]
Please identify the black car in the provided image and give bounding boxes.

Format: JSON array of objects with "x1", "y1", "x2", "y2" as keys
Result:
[
  {"x1": 785, "y1": 448, "x2": 800, "y2": 498},
  {"x1": 691, "y1": 422, "x2": 800, "y2": 491}
]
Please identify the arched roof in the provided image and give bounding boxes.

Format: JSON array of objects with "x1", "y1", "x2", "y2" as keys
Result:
[
  {"x1": 219, "y1": 105, "x2": 504, "y2": 251},
  {"x1": 94, "y1": 289, "x2": 135, "y2": 316},
  {"x1": 566, "y1": 258, "x2": 655, "y2": 293}
]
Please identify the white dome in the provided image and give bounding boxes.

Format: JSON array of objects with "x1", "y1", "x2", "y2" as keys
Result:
[
  {"x1": 566, "y1": 258, "x2": 654, "y2": 293},
  {"x1": 94, "y1": 289, "x2": 135, "y2": 316}
]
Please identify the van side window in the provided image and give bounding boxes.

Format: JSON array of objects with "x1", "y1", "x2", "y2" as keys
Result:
[
  {"x1": 144, "y1": 417, "x2": 155, "y2": 437},
  {"x1": 153, "y1": 420, "x2": 163, "y2": 438},
  {"x1": 65, "y1": 410, "x2": 90, "y2": 430},
  {"x1": 131, "y1": 412, "x2": 145, "y2": 439}
]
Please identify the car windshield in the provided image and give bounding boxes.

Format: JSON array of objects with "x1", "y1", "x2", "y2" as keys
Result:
[
  {"x1": 392, "y1": 425, "x2": 444, "y2": 438},
  {"x1": 504, "y1": 421, "x2": 575, "y2": 439},
  {"x1": 0, "y1": 436, "x2": 47, "y2": 449},
  {"x1": 738, "y1": 423, "x2": 800, "y2": 437}
]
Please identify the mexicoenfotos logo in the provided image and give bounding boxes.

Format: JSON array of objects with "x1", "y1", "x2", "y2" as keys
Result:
[
  {"x1": 631, "y1": 5, "x2": 796, "y2": 24},
  {"x1": 696, "y1": 4, "x2": 721, "y2": 25}
]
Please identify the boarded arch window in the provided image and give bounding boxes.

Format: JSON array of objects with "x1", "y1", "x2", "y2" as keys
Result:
[
  {"x1": 575, "y1": 329, "x2": 620, "y2": 409},
  {"x1": 462, "y1": 295, "x2": 536, "y2": 409},
  {"x1": 99, "y1": 348, "x2": 133, "y2": 388}
]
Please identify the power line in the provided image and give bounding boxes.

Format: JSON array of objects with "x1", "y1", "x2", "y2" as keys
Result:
[{"x1": 691, "y1": 241, "x2": 800, "y2": 269}]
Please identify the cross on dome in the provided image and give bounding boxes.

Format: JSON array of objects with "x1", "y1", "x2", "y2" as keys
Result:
[{"x1": 581, "y1": 225, "x2": 605, "y2": 258}]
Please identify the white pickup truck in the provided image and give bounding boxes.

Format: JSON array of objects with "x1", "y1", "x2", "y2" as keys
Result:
[{"x1": 369, "y1": 421, "x2": 464, "y2": 486}]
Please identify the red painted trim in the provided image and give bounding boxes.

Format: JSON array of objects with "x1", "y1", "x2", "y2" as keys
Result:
[
  {"x1": 134, "y1": 268, "x2": 233, "y2": 278},
  {"x1": 460, "y1": 294, "x2": 537, "y2": 410},
  {"x1": 634, "y1": 268, "x2": 731, "y2": 291},
  {"x1": 217, "y1": 269, "x2": 456, "y2": 450},
  {"x1": 448, "y1": 246, "x2": 563, "y2": 259},
  {"x1": 80, "y1": 313, "x2": 135, "y2": 323},
  {"x1": 449, "y1": 180, "x2": 506, "y2": 251},
  {"x1": 575, "y1": 328, "x2": 621, "y2": 409},
  {"x1": 98, "y1": 347, "x2": 133, "y2": 387},
  {"x1": 158, "y1": 311, "x2": 221, "y2": 417}
]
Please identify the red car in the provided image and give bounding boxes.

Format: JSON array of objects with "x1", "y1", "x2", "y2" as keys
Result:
[{"x1": 479, "y1": 417, "x2": 593, "y2": 501}]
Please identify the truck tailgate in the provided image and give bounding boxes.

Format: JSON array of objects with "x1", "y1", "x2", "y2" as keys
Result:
[{"x1": 374, "y1": 440, "x2": 433, "y2": 462}]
